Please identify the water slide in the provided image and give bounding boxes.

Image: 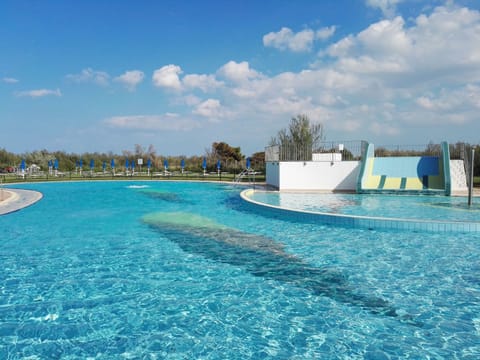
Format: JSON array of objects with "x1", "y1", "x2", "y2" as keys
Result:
[{"x1": 357, "y1": 142, "x2": 451, "y2": 195}]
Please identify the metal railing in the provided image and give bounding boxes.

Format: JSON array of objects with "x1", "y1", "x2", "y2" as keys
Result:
[
  {"x1": 374, "y1": 143, "x2": 443, "y2": 157},
  {"x1": 265, "y1": 140, "x2": 365, "y2": 162}
]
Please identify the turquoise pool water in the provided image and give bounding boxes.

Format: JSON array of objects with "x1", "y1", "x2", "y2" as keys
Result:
[
  {"x1": 1, "y1": 181, "x2": 480, "y2": 358},
  {"x1": 248, "y1": 191, "x2": 480, "y2": 222}
]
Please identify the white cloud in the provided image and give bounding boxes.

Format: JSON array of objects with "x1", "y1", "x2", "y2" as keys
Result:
[
  {"x1": 2, "y1": 77, "x2": 19, "y2": 84},
  {"x1": 183, "y1": 74, "x2": 223, "y2": 92},
  {"x1": 192, "y1": 98, "x2": 228, "y2": 122},
  {"x1": 104, "y1": 114, "x2": 200, "y2": 131},
  {"x1": 316, "y1": 26, "x2": 336, "y2": 40},
  {"x1": 66, "y1": 68, "x2": 110, "y2": 86},
  {"x1": 366, "y1": 0, "x2": 403, "y2": 18},
  {"x1": 15, "y1": 88, "x2": 62, "y2": 98},
  {"x1": 217, "y1": 61, "x2": 262, "y2": 83},
  {"x1": 357, "y1": 17, "x2": 411, "y2": 56},
  {"x1": 263, "y1": 27, "x2": 316, "y2": 52},
  {"x1": 152, "y1": 65, "x2": 183, "y2": 90},
  {"x1": 114, "y1": 70, "x2": 145, "y2": 91},
  {"x1": 103, "y1": 4, "x2": 480, "y2": 147},
  {"x1": 263, "y1": 26, "x2": 335, "y2": 52}
]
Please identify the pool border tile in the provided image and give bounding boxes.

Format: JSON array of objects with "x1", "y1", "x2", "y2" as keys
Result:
[{"x1": 240, "y1": 189, "x2": 480, "y2": 234}]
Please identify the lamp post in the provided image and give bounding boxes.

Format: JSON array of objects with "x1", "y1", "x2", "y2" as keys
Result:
[{"x1": 468, "y1": 146, "x2": 475, "y2": 206}]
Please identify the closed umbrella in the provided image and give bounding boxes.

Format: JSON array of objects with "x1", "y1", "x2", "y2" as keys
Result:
[
  {"x1": 147, "y1": 158, "x2": 151, "y2": 176},
  {"x1": 202, "y1": 157, "x2": 207, "y2": 176},
  {"x1": 180, "y1": 158, "x2": 185, "y2": 174},
  {"x1": 246, "y1": 157, "x2": 251, "y2": 170}
]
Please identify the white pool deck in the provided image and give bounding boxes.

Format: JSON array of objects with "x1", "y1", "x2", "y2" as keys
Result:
[{"x1": 0, "y1": 188, "x2": 43, "y2": 215}]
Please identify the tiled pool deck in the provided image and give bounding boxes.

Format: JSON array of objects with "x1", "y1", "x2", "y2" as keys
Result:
[
  {"x1": 0, "y1": 188, "x2": 43, "y2": 215},
  {"x1": 241, "y1": 189, "x2": 480, "y2": 233}
]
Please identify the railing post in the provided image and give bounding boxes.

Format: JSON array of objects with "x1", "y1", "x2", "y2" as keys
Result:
[{"x1": 468, "y1": 146, "x2": 475, "y2": 206}]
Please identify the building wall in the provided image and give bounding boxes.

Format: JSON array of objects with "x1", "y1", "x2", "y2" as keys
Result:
[{"x1": 266, "y1": 161, "x2": 360, "y2": 191}]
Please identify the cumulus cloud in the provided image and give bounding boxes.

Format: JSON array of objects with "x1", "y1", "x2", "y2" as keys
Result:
[
  {"x1": 2, "y1": 77, "x2": 19, "y2": 84},
  {"x1": 217, "y1": 61, "x2": 262, "y2": 83},
  {"x1": 104, "y1": 113, "x2": 200, "y2": 131},
  {"x1": 193, "y1": 99, "x2": 222, "y2": 118},
  {"x1": 15, "y1": 88, "x2": 62, "y2": 98},
  {"x1": 152, "y1": 65, "x2": 183, "y2": 90},
  {"x1": 263, "y1": 27, "x2": 315, "y2": 52},
  {"x1": 316, "y1": 26, "x2": 336, "y2": 40},
  {"x1": 183, "y1": 74, "x2": 223, "y2": 92},
  {"x1": 101, "y1": 4, "x2": 480, "y2": 144},
  {"x1": 114, "y1": 70, "x2": 145, "y2": 91},
  {"x1": 366, "y1": 0, "x2": 403, "y2": 18},
  {"x1": 263, "y1": 26, "x2": 335, "y2": 52},
  {"x1": 66, "y1": 68, "x2": 110, "y2": 86}
]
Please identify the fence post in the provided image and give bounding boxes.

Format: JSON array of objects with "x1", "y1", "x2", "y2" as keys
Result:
[{"x1": 468, "y1": 147, "x2": 475, "y2": 206}]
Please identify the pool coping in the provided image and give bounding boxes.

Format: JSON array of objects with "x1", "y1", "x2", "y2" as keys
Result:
[
  {"x1": 0, "y1": 188, "x2": 43, "y2": 215},
  {"x1": 240, "y1": 189, "x2": 480, "y2": 233}
]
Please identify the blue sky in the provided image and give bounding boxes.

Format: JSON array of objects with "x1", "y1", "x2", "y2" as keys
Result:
[{"x1": 1, "y1": 0, "x2": 480, "y2": 156}]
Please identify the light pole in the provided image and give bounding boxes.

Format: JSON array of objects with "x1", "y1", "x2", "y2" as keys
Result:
[{"x1": 468, "y1": 146, "x2": 475, "y2": 206}]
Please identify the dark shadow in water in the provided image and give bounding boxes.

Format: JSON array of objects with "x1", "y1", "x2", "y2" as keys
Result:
[
  {"x1": 136, "y1": 188, "x2": 184, "y2": 203},
  {"x1": 143, "y1": 212, "x2": 419, "y2": 325}
]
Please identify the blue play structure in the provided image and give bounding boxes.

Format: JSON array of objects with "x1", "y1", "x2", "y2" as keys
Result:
[{"x1": 357, "y1": 141, "x2": 451, "y2": 195}]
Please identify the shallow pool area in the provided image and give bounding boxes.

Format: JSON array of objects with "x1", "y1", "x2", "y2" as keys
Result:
[
  {"x1": 244, "y1": 190, "x2": 480, "y2": 233},
  {"x1": 1, "y1": 181, "x2": 480, "y2": 358}
]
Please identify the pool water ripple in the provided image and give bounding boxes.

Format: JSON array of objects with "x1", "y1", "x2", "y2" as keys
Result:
[{"x1": 0, "y1": 181, "x2": 479, "y2": 358}]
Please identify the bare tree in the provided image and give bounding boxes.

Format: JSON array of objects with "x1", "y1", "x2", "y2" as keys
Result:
[{"x1": 271, "y1": 114, "x2": 325, "y2": 160}]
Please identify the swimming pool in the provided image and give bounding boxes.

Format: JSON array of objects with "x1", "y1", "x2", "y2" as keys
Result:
[
  {"x1": 247, "y1": 191, "x2": 480, "y2": 222},
  {"x1": 1, "y1": 181, "x2": 479, "y2": 358},
  {"x1": 244, "y1": 190, "x2": 480, "y2": 233}
]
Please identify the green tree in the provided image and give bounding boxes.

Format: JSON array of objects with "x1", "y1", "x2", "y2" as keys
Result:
[{"x1": 270, "y1": 114, "x2": 325, "y2": 160}]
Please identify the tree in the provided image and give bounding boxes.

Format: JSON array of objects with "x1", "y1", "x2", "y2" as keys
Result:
[
  {"x1": 250, "y1": 151, "x2": 265, "y2": 171},
  {"x1": 211, "y1": 142, "x2": 242, "y2": 161},
  {"x1": 270, "y1": 114, "x2": 325, "y2": 160}
]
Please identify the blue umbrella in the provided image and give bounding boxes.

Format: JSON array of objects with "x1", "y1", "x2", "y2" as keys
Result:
[
  {"x1": 202, "y1": 157, "x2": 207, "y2": 170},
  {"x1": 54, "y1": 159, "x2": 58, "y2": 170},
  {"x1": 180, "y1": 158, "x2": 185, "y2": 170},
  {"x1": 20, "y1": 159, "x2": 26, "y2": 171},
  {"x1": 90, "y1": 159, "x2": 94, "y2": 170},
  {"x1": 217, "y1": 160, "x2": 221, "y2": 170},
  {"x1": 111, "y1": 159, "x2": 115, "y2": 169},
  {"x1": 125, "y1": 159, "x2": 129, "y2": 169},
  {"x1": 164, "y1": 159, "x2": 168, "y2": 169},
  {"x1": 48, "y1": 160, "x2": 52, "y2": 168},
  {"x1": 131, "y1": 160, "x2": 135, "y2": 170},
  {"x1": 147, "y1": 159, "x2": 151, "y2": 169},
  {"x1": 246, "y1": 157, "x2": 251, "y2": 169},
  {"x1": 79, "y1": 159, "x2": 83, "y2": 168}
]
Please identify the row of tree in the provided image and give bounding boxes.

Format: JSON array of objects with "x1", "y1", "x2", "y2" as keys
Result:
[
  {"x1": 0, "y1": 142, "x2": 266, "y2": 174},
  {"x1": 2, "y1": 114, "x2": 477, "y2": 175}
]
